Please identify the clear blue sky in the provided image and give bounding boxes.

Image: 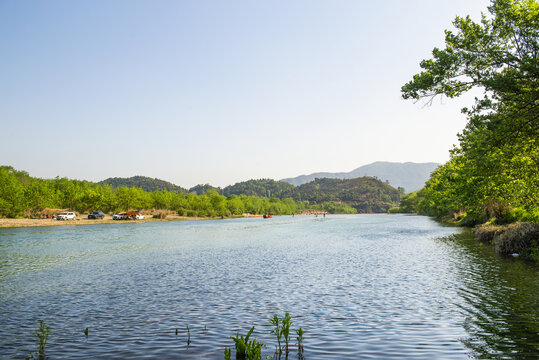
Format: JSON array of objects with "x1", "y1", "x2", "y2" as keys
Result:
[{"x1": 0, "y1": 0, "x2": 490, "y2": 188}]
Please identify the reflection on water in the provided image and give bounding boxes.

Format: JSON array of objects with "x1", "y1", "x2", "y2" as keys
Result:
[
  {"x1": 436, "y1": 233, "x2": 539, "y2": 359},
  {"x1": 0, "y1": 215, "x2": 537, "y2": 359}
]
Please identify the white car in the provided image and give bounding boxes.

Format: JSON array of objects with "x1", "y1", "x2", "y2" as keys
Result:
[{"x1": 57, "y1": 212, "x2": 76, "y2": 220}]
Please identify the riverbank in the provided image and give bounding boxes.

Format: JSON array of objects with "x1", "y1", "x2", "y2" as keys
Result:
[
  {"x1": 475, "y1": 222, "x2": 539, "y2": 261},
  {"x1": 0, "y1": 214, "x2": 218, "y2": 228}
]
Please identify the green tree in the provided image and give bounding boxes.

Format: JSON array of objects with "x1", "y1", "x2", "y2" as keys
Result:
[
  {"x1": 0, "y1": 166, "x2": 27, "y2": 217},
  {"x1": 402, "y1": 0, "x2": 538, "y2": 221}
]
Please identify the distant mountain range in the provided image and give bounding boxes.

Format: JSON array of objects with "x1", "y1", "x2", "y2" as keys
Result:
[
  {"x1": 99, "y1": 161, "x2": 439, "y2": 195},
  {"x1": 280, "y1": 161, "x2": 439, "y2": 192}
]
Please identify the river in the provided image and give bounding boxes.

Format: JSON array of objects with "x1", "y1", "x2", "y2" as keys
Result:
[{"x1": 0, "y1": 214, "x2": 537, "y2": 359}]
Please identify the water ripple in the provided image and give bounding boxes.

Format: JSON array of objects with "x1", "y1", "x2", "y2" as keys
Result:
[{"x1": 0, "y1": 215, "x2": 537, "y2": 359}]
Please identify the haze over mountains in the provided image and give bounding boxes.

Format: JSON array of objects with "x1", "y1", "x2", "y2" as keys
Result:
[
  {"x1": 99, "y1": 162, "x2": 439, "y2": 194},
  {"x1": 280, "y1": 161, "x2": 439, "y2": 192}
]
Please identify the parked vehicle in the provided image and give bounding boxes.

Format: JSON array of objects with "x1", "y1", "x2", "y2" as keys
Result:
[
  {"x1": 112, "y1": 211, "x2": 145, "y2": 220},
  {"x1": 88, "y1": 211, "x2": 105, "y2": 219},
  {"x1": 57, "y1": 212, "x2": 76, "y2": 220},
  {"x1": 112, "y1": 213, "x2": 125, "y2": 220}
]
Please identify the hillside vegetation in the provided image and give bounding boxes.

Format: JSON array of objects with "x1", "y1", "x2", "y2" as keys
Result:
[
  {"x1": 99, "y1": 176, "x2": 187, "y2": 193},
  {"x1": 292, "y1": 177, "x2": 402, "y2": 213},
  {"x1": 281, "y1": 161, "x2": 439, "y2": 192},
  {"x1": 0, "y1": 166, "x2": 301, "y2": 218},
  {"x1": 223, "y1": 179, "x2": 295, "y2": 198},
  {"x1": 0, "y1": 166, "x2": 402, "y2": 218},
  {"x1": 398, "y1": 0, "x2": 538, "y2": 226}
]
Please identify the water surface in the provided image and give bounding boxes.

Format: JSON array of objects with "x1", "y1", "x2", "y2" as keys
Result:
[{"x1": 0, "y1": 215, "x2": 537, "y2": 359}]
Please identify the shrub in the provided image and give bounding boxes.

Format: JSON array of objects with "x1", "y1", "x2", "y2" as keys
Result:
[
  {"x1": 474, "y1": 224, "x2": 505, "y2": 244},
  {"x1": 494, "y1": 223, "x2": 539, "y2": 260}
]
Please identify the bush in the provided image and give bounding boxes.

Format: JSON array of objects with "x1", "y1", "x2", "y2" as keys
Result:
[
  {"x1": 152, "y1": 210, "x2": 171, "y2": 219},
  {"x1": 474, "y1": 224, "x2": 504, "y2": 244},
  {"x1": 494, "y1": 223, "x2": 539, "y2": 260}
]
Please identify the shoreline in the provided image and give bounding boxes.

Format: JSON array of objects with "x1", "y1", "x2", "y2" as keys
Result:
[
  {"x1": 0, "y1": 212, "x2": 394, "y2": 229},
  {"x1": 0, "y1": 214, "x2": 219, "y2": 229}
]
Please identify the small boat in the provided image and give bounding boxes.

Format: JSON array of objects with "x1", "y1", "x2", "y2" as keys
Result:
[{"x1": 263, "y1": 214, "x2": 272, "y2": 219}]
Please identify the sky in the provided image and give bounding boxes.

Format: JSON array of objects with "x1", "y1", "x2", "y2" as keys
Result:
[{"x1": 0, "y1": 0, "x2": 491, "y2": 188}]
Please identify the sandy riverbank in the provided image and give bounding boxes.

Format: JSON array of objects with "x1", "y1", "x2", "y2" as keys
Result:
[{"x1": 0, "y1": 214, "x2": 212, "y2": 228}]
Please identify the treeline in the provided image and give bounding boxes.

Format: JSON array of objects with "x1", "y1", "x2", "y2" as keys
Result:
[
  {"x1": 292, "y1": 177, "x2": 401, "y2": 213},
  {"x1": 96, "y1": 176, "x2": 401, "y2": 213},
  {"x1": 0, "y1": 166, "x2": 359, "y2": 218},
  {"x1": 398, "y1": 0, "x2": 538, "y2": 225},
  {"x1": 98, "y1": 176, "x2": 187, "y2": 193}
]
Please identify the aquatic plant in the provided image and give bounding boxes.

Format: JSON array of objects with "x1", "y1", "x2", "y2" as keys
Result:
[
  {"x1": 270, "y1": 315, "x2": 282, "y2": 355},
  {"x1": 25, "y1": 320, "x2": 51, "y2": 360},
  {"x1": 270, "y1": 312, "x2": 292, "y2": 356},
  {"x1": 225, "y1": 326, "x2": 263, "y2": 360},
  {"x1": 84, "y1": 327, "x2": 88, "y2": 337},
  {"x1": 186, "y1": 325, "x2": 191, "y2": 346},
  {"x1": 295, "y1": 327, "x2": 304, "y2": 354},
  {"x1": 281, "y1": 313, "x2": 292, "y2": 356}
]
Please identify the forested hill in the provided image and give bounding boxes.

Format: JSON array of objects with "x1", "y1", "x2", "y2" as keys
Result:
[
  {"x1": 98, "y1": 176, "x2": 187, "y2": 193},
  {"x1": 222, "y1": 179, "x2": 295, "y2": 197},
  {"x1": 188, "y1": 184, "x2": 221, "y2": 195},
  {"x1": 188, "y1": 177, "x2": 401, "y2": 213},
  {"x1": 281, "y1": 161, "x2": 439, "y2": 192},
  {"x1": 95, "y1": 176, "x2": 402, "y2": 213},
  {"x1": 292, "y1": 177, "x2": 402, "y2": 213}
]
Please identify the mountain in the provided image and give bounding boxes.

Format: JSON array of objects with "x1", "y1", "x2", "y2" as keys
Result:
[
  {"x1": 98, "y1": 176, "x2": 187, "y2": 193},
  {"x1": 292, "y1": 177, "x2": 401, "y2": 213},
  {"x1": 188, "y1": 184, "x2": 222, "y2": 195},
  {"x1": 280, "y1": 161, "x2": 439, "y2": 192},
  {"x1": 222, "y1": 179, "x2": 295, "y2": 197}
]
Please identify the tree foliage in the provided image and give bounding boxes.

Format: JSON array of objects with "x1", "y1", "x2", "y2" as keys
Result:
[
  {"x1": 222, "y1": 179, "x2": 295, "y2": 198},
  {"x1": 99, "y1": 176, "x2": 188, "y2": 193},
  {"x1": 292, "y1": 177, "x2": 401, "y2": 213},
  {"x1": 0, "y1": 166, "x2": 402, "y2": 218},
  {"x1": 0, "y1": 166, "x2": 306, "y2": 218},
  {"x1": 401, "y1": 0, "x2": 538, "y2": 224}
]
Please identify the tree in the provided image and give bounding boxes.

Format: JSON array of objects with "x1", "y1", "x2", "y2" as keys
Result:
[
  {"x1": 402, "y1": 0, "x2": 538, "y2": 220},
  {"x1": 0, "y1": 166, "x2": 26, "y2": 217}
]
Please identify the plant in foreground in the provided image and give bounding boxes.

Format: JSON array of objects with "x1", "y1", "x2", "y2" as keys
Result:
[
  {"x1": 295, "y1": 327, "x2": 304, "y2": 354},
  {"x1": 270, "y1": 312, "x2": 292, "y2": 356},
  {"x1": 25, "y1": 320, "x2": 51, "y2": 360},
  {"x1": 280, "y1": 312, "x2": 292, "y2": 356},
  {"x1": 270, "y1": 315, "x2": 282, "y2": 355},
  {"x1": 225, "y1": 326, "x2": 263, "y2": 360}
]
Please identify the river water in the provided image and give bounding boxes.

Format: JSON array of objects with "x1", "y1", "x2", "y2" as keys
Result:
[{"x1": 0, "y1": 215, "x2": 537, "y2": 359}]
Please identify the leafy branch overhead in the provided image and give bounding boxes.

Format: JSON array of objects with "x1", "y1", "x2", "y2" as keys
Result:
[{"x1": 401, "y1": 0, "x2": 538, "y2": 223}]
